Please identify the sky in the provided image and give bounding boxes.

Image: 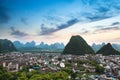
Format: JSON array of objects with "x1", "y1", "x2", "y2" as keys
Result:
[{"x1": 0, "y1": 0, "x2": 120, "y2": 45}]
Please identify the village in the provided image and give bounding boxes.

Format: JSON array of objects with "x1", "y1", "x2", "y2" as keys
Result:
[{"x1": 0, "y1": 52, "x2": 120, "y2": 80}]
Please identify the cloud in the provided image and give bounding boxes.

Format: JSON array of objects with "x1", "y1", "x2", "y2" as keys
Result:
[
  {"x1": 57, "y1": 18, "x2": 78, "y2": 29},
  {"x1": 100, "y1": 27, "x2": 120, "y2": 31},
  {"x1": 80, "y1": 30, "x2": 89, "y2": 34},
  {"x1": 76, "y1": 0, "x2": 120, "y2": 22},
  {"x1": 109, "y1": 37, "x2": 120, "y2": 43},
  {"x1": 21, "y1": 18, "x2": 28, "y2": 25},
  {"x1": 40, "y1": 24, "x2": 56, "y2": 35},
  {"x1": 97, "y1": 6, "x2": 110, "y2": 13},
  {"x1": 10, "y1": 26, "x2": 28, "y2": 37},
  {"x1": 0, "y1": 1, "x2": 10, "y2": 24},
  {"x1": 43, "y1": 0, "x2": 120, "y2": 24},
  {"x1": 40, "y1": 18, "x2": 79, "y2": 35},
  {"x1": 94, "y1": 25, "x2": 104, "y2": 28},
  {"x1": 84, "y1": 11, "x2": 111, "y2": 22},
  {"x1": 114, "y1": 5, "x2": 120, "y2": 10},
  {"x1": 94, "y1": 26, "x2": 120, "y2": 33},
  {"x1": 115, "y1": 37, "x2": 120, "y2": 40},
  {"x1": 111, "y1": 22, "x2": 120, "y2": 26}
]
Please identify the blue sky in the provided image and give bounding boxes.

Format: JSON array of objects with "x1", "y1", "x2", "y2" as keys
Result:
[{"x1": 0, "y1": 0, "x2": 120, "y2": 44}]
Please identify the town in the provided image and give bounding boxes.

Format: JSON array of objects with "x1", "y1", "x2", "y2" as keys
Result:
[{"x1": 0, "y1": 52, "x2": 120, "y2": 80}]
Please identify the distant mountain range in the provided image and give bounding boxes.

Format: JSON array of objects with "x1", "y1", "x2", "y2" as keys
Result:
[
  {"x1": 0, "y1": 39, "x2": 17, "y2": 53},
  {"x1": 0, "y1": 38, "x2": 120, "y2": 54},
  {"x1": 10, "y1": 40, "x2": 120, "y2": 52},
  {"x1": 91, "y1": 43, "x2": 120, "y2": 52},
  {"x1": 13, "y1": 41, "x2": 64, "y2": 51}
]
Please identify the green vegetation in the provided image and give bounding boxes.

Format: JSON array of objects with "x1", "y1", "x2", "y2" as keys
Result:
[
  {"x1": 63, "y1": 35, "x2": 94, "y2": 55},
  {"x1": 96, "y1": 43, "x2": 120, "y2": 55},
  {"x1": 88, "y1": 61, "x2": 105, "y2": 74},
  {"x1": 0, "y1": 39, "x2": 17, "y2": 53},
  {"x1": 0, "y1": 65, "x2": 12, "y2": 80},
  {"x1": 0, "y1": 65, "x2": 70, "y2": 80}
]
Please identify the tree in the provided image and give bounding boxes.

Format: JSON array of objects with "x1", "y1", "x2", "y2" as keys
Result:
[
  {"x1": 71, "y1": 72, "x2": 77, "y2": 80},
  {"x1": 52, "y1": 71, "x2": 70, "y2": 80},
  {"x1": 0, "y1": 65, "x2": 12, "y2": 80},
  {"x1": 29, "y1": 74, "x2": 42, "y2": 80},
  {"x1": 42, "y1": 74, "x2": 52, "y2": 80},
  {"x1": 17, "y1": 72, "x2": 28, "y2": 80},
  {"x1": 20, "y1": 66, "x2": 29, "y2": 72},
  {"x1": 27, "y1": 70, "x2": 40, "y2": 78},
  {"x1": 9, "y1": 72, "x2": 20, "y2": 80},
  {"x1": 62, "y1": 68, "x2": 72, "y2": 74},
  {"x1": 89, "y1": 61, "x2": 105, "y2": 74},
  {"x1": 95, "y1": 65, "x2": 104, "y2": 74},
  {"x1": 58, "y1": 58, "x2": 62, "y2": 61}
]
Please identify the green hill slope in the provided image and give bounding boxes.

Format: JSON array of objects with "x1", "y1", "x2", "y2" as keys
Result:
[
  {"x1": 0, "y1": 39, "x2": 17, "y2": 53},
  {"x1": 96, "y1": 43, "x2": 120, "y2": 55},
  {"x1": 63, "y1": 35, "x2": 94, "y2": 55}
]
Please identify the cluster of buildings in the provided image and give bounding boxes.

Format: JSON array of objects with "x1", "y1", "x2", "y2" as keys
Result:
[{"x1": 0, "y1": 52, "x2": 120, "y2": 80}]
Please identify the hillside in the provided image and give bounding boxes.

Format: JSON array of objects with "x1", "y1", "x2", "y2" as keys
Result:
[
  {"x1": 0, "y1": 39, "x2": 17, "y2": 53},
  {"x1": 96, "y1": 43, "x2": 120, "y2": 55},
  {"x1": 91, "y1": 43, "x2": 120, "y2": 52},
  {"x1": 63, "y1": 35, "x2": 94, "y2": 55}
]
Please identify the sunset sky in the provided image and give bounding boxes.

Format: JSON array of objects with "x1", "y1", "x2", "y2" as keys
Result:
[{"x1": 0, "y1": 0, "x2": 120, "y2": 44}]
